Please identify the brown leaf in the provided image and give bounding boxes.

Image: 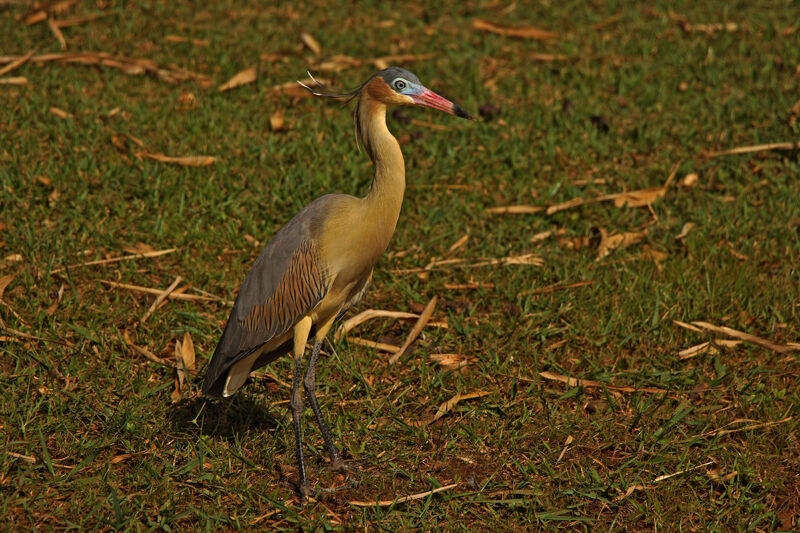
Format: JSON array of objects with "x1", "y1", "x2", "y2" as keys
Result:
[
  {"x1": 300, "y1": 32, "x2": 321, "y2": 55},
  {"x1": 612, "y1": 187, "x2": 667, "y2": 208},
  {"x1": 181, "y1": 332, "x2": 195, "y2": 370},
  {"x1": 139, "y1": 152, "x2": 215, "y2": 166},
  {"x1": 269, "y1": 111, "x2": 285, "y2": 131},
  {"x1": 0, "y1": 272, "x2": 16, "y2": 300},
  {"x1": 596, "y1": 228, "x2": 647, "y2": 259},
  {"x1": 430, "y1": 353, "x2": 474, "y2": 371},
  {"x1": 706, "y1": 469, "x2": 737, "y2": 483},
  {"x1": 681, "y1": 173, "x2": 699, "y2": 187},
  {"x1": 218, "y1": 66, "x2": 257, "y2": 92},
  {"x1": 473, "y1": 18, "x2": 557, "y2": 40}
]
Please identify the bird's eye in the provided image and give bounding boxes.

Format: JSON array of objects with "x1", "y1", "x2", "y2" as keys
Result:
[{"x1": 393, "y1": 79, "x2": 407, "y2": 91}]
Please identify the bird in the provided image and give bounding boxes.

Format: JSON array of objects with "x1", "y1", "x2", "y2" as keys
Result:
[{"x1": 203, "y1": 66, "x2": 472, "y2": 501}]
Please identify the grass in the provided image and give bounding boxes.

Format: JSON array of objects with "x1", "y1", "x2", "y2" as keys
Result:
[{"x1": 2, "y1": 0, "x2": 799, "y2": 530}]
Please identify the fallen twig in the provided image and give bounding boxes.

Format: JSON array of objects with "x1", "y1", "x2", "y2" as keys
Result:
[
  {"x1": 99, "y1": 279, "x2": 228, "y2": 303},
  {"x1": 140, "y1": 276, "x2": 182, "y2": 323},
  {"x1": 0, "y1": 52, "x2": 212, "y2": 85},
  {"x1": 690, "y1": 321, "x2": 799, "y2": 354},
  {"x1": 710, "y1": 141, "x2": 800, "y2": 157},
  {"x1": 335, "y1": 309, "x2": 420, "y2": 341},
  {"x1": 51, "y1": 248, "x2": 176, "y2": 274},
  {"x1": 388, "y1": 296, "x2": 437, "y2": 364}
]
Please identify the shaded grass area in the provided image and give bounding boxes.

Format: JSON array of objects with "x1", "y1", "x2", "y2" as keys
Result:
[{"x1": 2, "y1": 0, "x2": 799, "y2": 530}]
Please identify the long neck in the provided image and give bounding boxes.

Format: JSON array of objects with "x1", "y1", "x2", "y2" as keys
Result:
[{"x1": 357, "y1": 93, "x2": 405, "y2": 241}]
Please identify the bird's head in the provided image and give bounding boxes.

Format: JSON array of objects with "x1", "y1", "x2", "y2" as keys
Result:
[
  {"x1": 299, "y1": 66, "x2": 473, "y2": 120},
  {"x1": 365, "y1": 66, "x2": 473, "y2": 120}
]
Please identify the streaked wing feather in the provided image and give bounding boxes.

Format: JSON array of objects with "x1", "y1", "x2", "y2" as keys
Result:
[{"x1": 203, "y1": 196, "x2": 337, "y2": 396}]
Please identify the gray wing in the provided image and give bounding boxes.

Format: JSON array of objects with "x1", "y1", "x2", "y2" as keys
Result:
[{"x1": 203, "y1": 195, "x2": 337, "y2": 397}]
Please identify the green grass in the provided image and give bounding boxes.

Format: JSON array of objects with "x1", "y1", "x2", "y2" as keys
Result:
[{"x1": 2, "y1": 0, "x2": 799, "y2": 530}]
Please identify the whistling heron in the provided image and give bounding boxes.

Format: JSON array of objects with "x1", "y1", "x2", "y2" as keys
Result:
[{"x1": 203, "y1": 67, "x2": 472, "y2": 500}]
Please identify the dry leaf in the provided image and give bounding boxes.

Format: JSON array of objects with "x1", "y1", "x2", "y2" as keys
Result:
[
  {"x1": 269, "y1": 111, "x2": 285, "y2": 131},
  {"x1": 139, "y1": 152, "x2": 215, "y2": 166},
  {"x1": 300, "y1": 32, "x2": 321, "y2": 55},
  {"x1": 473, "y1": 18, "x2": 557, "y2": 40},
  {"x1": 612, "y1": 187, "x2": 667, "y2": 208},
  {"x1": 218, "y1": 66, "x2": 257, "y2": 92},
  {"x1": 181, "y1": 332, "x2": 195, "y2": 370},
  {"x1": 682, "y1": 173, "x2": 699, "y2": 187},
  {"x1": 596, "y1": 228, "x2": 647, "y2": 259},
  {"x1": 676, "y1": 222, "x2": 695, "y2": 240},
  {"x1": 0, "y1": 273, "x2": 16, "y2": 300},
  {"x1": 707, "y1": 469, "x2": 737, "y2": 483},
  {"x1": 430, "y1": 353, "x2": 474, "y2": 371}
]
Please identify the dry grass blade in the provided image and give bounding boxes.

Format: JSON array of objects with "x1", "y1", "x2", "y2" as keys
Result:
[
  {"x1": 7, "y1": 451, "x2": 37, "y2": 464},
  {"x1": 123, "y1": 330, "x2": 171, "y2": 366},
  {"x1": 0, "y1": 77, "x2": 27, "y2": 85},
  {"x1": 99, "y1": 280, "x2": 229, "y2": 303},
  {"x1": 346, "y1": 337, "x2": 400, "y2": 352},
  {"x1": 0, "y1": 50, "x2": 35, "y2": 76},
  {"x1": 53, "y1": 13, "x2": 114, "y2": 28},
  {"x1": 349, "y1": 483, "x2": 458, "y2": 507},
  {"x1": 140, "y1": 276, "x2": 182, "y2": 323},
  {"x1": 218, "y1": 66, "x2": 257, "y2": 92},
  {"x1": 653, "y1": 461, "x2": 714, "y2": 483},
  {"x1": 710, "y1": 141, "x2": 800, "y2": 157},
  {"x1": 139, "y1": 152, "x2": 215, "y2": 166},
  {"x1": 335, "y1": 309, "x2": 420, "y2": 341},
  {"x1": 415, "y1": 391, "x2": 491, "y2": 426},
  {"x1": 51, "y1": 248, "x2": 176, "y2": 274},
  {"x1": 699, "y1": 416, "x2": 793, "y2": 438},
  {"x1": 673, "y1": 319, "x2": 704, "y2": 333},
  {"x1": 690, "y1": 321, "x2": 800, "y2": 353},
  {"x1": 530, "y1": 53, "x2": 569, "y2": 61},
  {"x1": 473, "y1": 18, "x2": 557, "y2": 40},
  {"x1": 388, "y1": 296, "x2": 437, "y2": 364},
  {"x1": 527, "y1": 280, "x2": 594, "y2": 296},
  {"x1": 539, "y1": 371, "x2": 667, "y2": 394},
  {"x1": 678, "y1": 341, "x2": 711, "y2": 360},
  {"x1": 49, "y1": 106, "x2": 72, "y2": 119}
]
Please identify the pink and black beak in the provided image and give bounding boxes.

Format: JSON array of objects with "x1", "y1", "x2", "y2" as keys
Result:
[{"x1": 411, "y1": 87, "x2": 473, "y2": 120}]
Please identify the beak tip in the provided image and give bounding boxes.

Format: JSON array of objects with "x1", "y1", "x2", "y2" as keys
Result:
[{"x1": 453, "y1": 104, "x2": 474, "y2": 120}]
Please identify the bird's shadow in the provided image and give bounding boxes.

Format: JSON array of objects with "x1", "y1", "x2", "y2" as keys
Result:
[{"x1": 169, "y1": 392, "x2": 282, "y2": 442}]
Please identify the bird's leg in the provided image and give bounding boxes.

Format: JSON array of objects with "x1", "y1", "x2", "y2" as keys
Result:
[
  {"x1": 303, "y1": 339, "x2": 344, "y2": 469},
  {"x1": 290, "y1": 317, "x2": 313, "y2": 502}
]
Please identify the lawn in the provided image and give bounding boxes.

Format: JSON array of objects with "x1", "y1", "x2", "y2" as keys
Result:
[{"x1": 1, "y1": 0, "x2": 799, "y2": 530}]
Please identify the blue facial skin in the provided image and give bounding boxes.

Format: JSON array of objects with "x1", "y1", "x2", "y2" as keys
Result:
[{"x1": 390, "y1": 78, "x2": 425, "y2": 96}]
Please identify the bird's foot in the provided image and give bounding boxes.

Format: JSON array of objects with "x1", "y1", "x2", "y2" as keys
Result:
[{"x1": 325, "y1": 457, "x2": 366, "y2": 475}]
